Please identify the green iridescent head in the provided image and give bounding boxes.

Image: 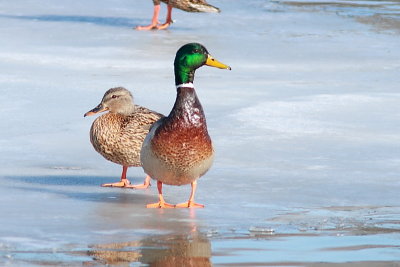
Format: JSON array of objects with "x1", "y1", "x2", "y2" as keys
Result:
[{"x1": 174, "y1": 43, "x2": 231, "y2": 86}]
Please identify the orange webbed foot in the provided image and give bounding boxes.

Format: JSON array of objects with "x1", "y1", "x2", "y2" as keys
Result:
[
  {"x1": 175, "y1": 201, "x2": 204, "y2": 208},
  {"x1": 125, "y1": 182, "x2": 150, "y2": 189},
  {"x1": 146, "y1": 201, "x2": 175, "y2": 209},
  {"x1": 124, "y1": 175, "x2": 151, "y2": 189}
]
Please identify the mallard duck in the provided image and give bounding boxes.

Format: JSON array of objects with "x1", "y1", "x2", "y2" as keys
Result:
[
  {"x1": 140, "y1": 43, "x2": 231, "y2": 208},
  {"x1": 84, "y1": 87, "x2": 164, "y2": 188},
  {"x1": 136, "y1": 0, "x2": 220, "y2": 30}
]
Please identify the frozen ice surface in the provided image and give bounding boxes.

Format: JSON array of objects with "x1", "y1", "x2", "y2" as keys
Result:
[{"x1": 0, "y1": 0, "x2": 400, "y2": 266}]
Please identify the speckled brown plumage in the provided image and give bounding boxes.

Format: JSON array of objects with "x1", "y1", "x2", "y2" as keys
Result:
[
  {"x1": 154, "y1": 0, "x2": 220, "y2": 13},
  {"x1": 85, "y1": 87, "x2": 164, "y2": 188},
  {"x1": 90, "y1": 105, "x2": 163, "y2": 167}
]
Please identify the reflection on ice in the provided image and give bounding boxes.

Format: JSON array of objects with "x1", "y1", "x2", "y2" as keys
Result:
[{"x1": 88, "y1": 232, "x2": 211, "y2": 266}]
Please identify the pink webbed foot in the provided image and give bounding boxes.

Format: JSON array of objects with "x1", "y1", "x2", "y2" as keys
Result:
[{"x1": 101, "y1": 179, "x2": 131, "y2": 188}]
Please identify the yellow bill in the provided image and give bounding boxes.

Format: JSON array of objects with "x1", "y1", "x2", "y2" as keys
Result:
[{"x1": 205, "y1": 54, "x2": 231, "y2": 70}]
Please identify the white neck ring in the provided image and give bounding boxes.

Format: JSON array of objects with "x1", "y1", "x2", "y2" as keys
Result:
[{"x1": 176, "y1": 83, "x2": 194, "y2": 89}]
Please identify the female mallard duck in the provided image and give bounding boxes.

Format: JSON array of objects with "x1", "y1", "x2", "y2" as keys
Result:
[
  {"x1": 136, "y1": 0, "x2": 220, "y2": 30},
  {"x1": 140, "y1": 43, "x2": 231, "y2": 208},
  {"x1": 84, "y1": 87, "x2": 164, "y2": 188}
]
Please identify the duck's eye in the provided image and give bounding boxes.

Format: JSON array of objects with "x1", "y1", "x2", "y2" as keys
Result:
[
  {"x1": 112, "y1": 95, "x2": 118, "y2": 99},
  {"x1": 193, "y1": 49, "x2": 201, "y2": 53}
]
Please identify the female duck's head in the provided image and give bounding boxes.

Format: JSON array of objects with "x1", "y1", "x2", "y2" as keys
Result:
[
  {"x1": 174, "y1": 43, "x2": 231, "y2": 86},
  {"x1": 84, "y1": 87, "x2": 135, "y2": 117}
]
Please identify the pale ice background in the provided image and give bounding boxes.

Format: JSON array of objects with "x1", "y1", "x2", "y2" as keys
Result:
[{"x1": 0, "y1": 0, "x2": 400, "y2": 266}]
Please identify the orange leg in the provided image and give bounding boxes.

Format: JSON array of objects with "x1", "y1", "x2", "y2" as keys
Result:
[
  {"x1": 135, "y1": 4, "x2": 161, "y2": 30},
  {"x1": 146, "y1": 181, "x2": 175, "y2": 208},
  {"x1": 176, "y1": 180, "x2": 204, "y2": 208},
  {"x1": 125, "y1": 174, "x2": 151, "y2": 189},
  {"x1": 101, "y1": 166, "x2": 131, "y2": 187},
  {"x1": 156, "y1": 5, "x2": 173, "y2": 30}
]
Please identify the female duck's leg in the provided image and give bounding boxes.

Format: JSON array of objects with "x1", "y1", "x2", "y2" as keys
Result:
[
  {"x1": 147, "y1": 181, "x2": 175, "y2": 208},
  {"x1": 135, "y1": 4, "x2": 161, "y2": 30},
  {"x1": 101, "y1": 166, "x2": 131, "y2": 187},
  {"x1": 176, "y1": 180, "x2": 204, "y2": 208},
  {"x1": 156, "y1": 4, "x2": 173, "y2": 30}
]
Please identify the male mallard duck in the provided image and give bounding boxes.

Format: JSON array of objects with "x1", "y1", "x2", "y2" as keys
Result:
[
  {"x1": 84, "y1": 87, "x2": 164, "y2": 188},
  {"x1": 140, "y1": 43, "x2": 231, "y2": 208},
  {"x1": 136, "y1": 0, "x2": 220, "y2": 30}
]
